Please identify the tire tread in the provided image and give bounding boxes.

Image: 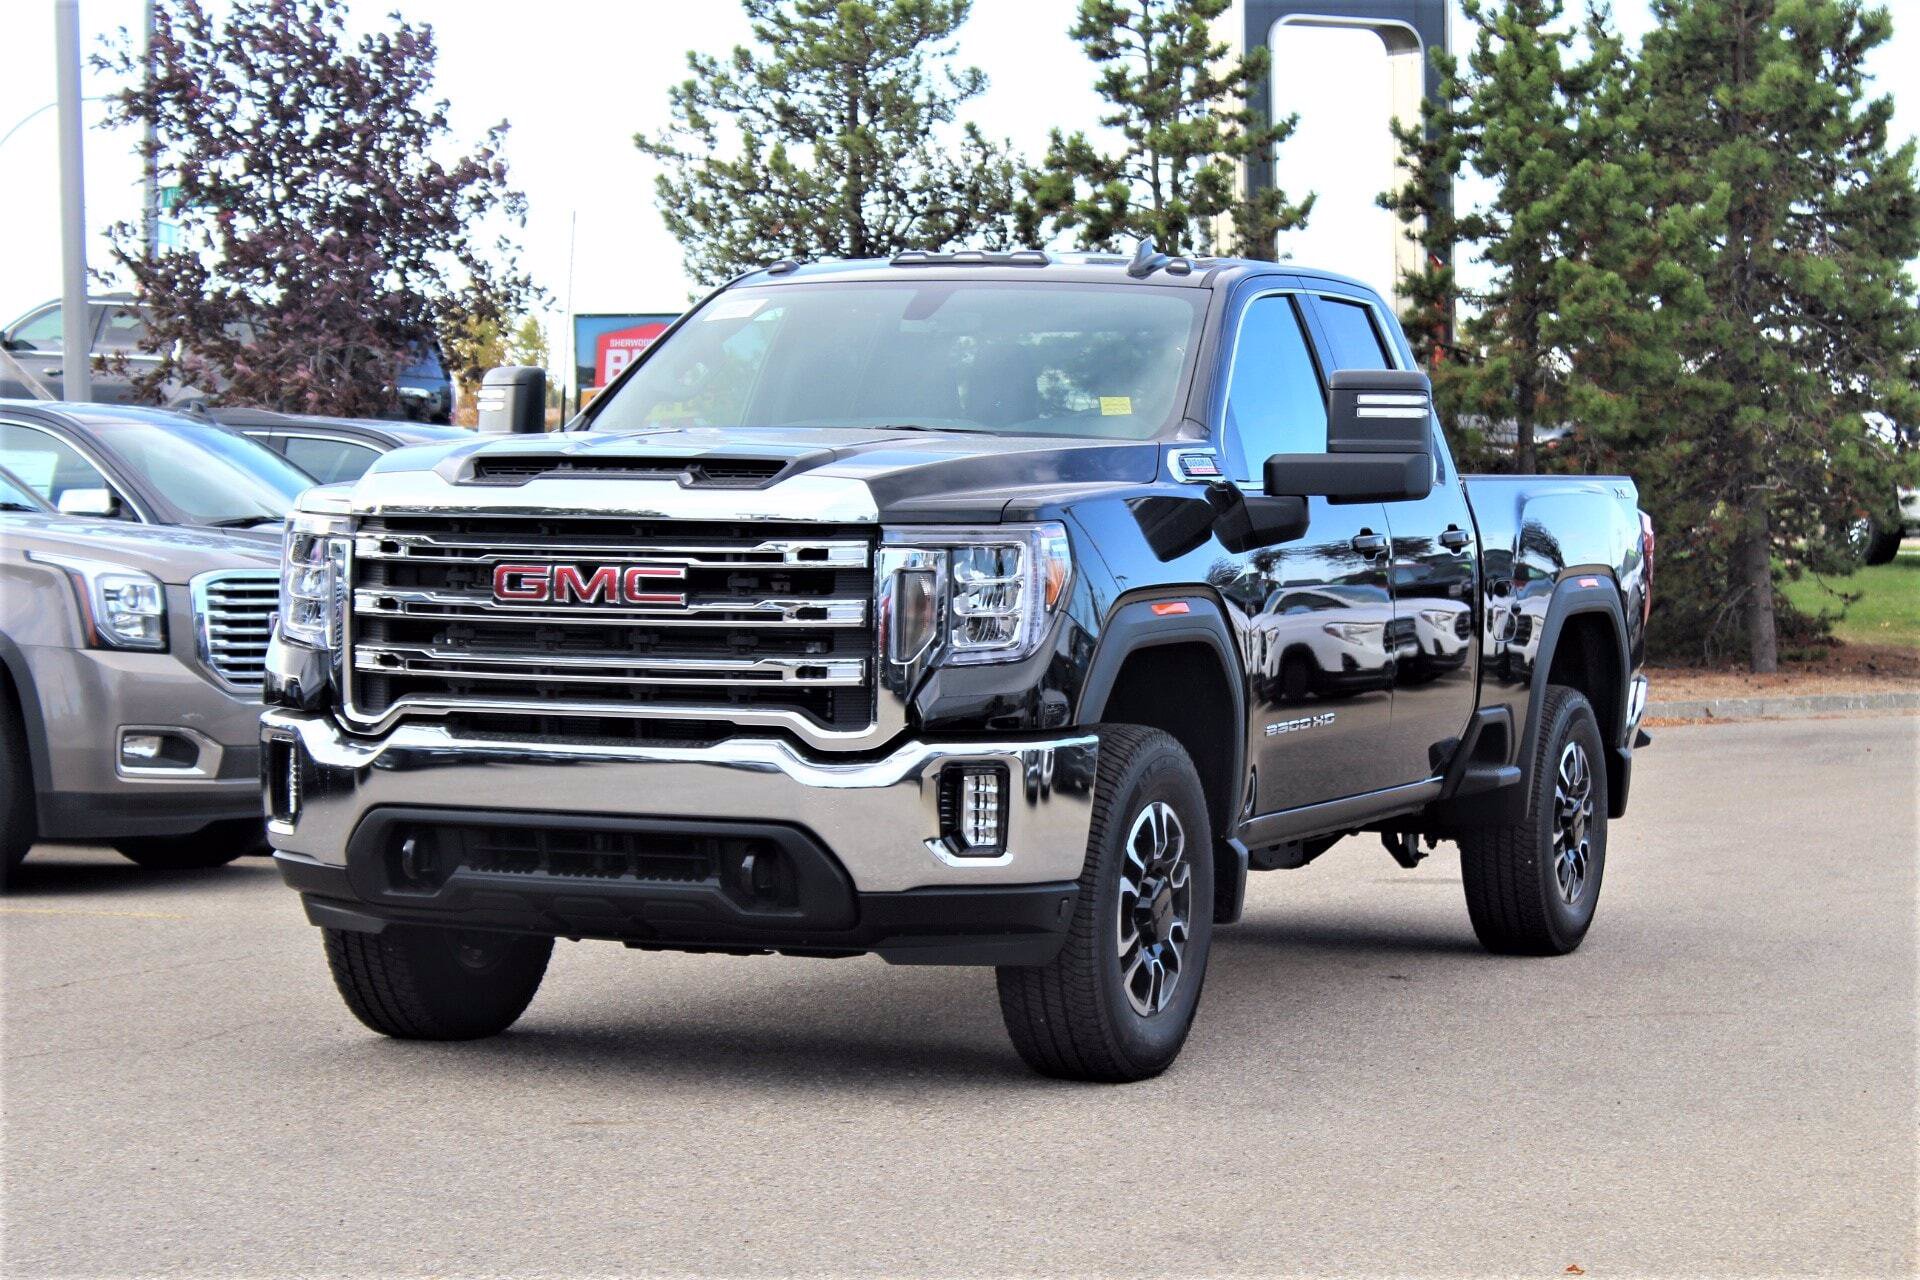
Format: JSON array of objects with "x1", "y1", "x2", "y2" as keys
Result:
[{"x1": 323, "y1": 925, "x2": 550, "y2": 1041}]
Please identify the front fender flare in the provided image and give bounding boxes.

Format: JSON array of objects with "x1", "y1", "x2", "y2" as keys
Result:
[{"x1": 1075, "y1": 589, "x2": 1249, "y2": 924}]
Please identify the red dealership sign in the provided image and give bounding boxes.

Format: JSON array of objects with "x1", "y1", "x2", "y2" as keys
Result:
[{"x1": 594, "y1": 321, "x2": 671, "y2": 387}]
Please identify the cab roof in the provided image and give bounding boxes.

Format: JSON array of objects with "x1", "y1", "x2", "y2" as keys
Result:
[{"x1": 727, "y1": 251, "x2": 1382, "y2": 297}]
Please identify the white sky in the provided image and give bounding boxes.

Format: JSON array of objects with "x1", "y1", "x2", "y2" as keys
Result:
[{"x1": 2, "y1": 0, "x2": 1913, "y2": 375}]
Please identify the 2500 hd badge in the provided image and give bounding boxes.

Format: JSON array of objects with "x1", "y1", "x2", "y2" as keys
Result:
[
  {"x1": 264, "y1": 244, "x2": 1652, "y2": 1082},
  {"x1": 1266, "y1": 713, "x2": 1336, "y2": 736}
]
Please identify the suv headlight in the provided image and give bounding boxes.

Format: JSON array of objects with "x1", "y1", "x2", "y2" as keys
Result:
[
  {"x1": 279, "y1": 510, "x2": 351, "y2": 649},
  {"x1": 881, "y1": 523, "x2": 1072, "y2": 668},
  {"x1": 28, "y1": 552, "x2": 168, "y2": 651}
]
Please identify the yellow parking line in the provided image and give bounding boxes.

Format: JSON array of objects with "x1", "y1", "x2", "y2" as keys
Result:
[{"x1": 0, "y1": 906, "x2": 191, "y2": 921}]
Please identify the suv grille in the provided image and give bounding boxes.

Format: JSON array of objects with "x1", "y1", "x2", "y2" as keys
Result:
[
  {"x1": 345, "y1": 515, "x2": 876, "y2": 734},
  {"x1": 195, "y1": 571, "x2": 279, "y2": 688}
]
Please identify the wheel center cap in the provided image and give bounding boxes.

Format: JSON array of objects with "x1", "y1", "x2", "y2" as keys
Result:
[{"x1": 1139, "y1": 880, "x2": 1175, "y2": 945}]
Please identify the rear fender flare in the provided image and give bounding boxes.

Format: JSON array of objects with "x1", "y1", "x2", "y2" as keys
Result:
[{"x1": 1514, "y1": 575, "x2": 1629, "y2": 818}]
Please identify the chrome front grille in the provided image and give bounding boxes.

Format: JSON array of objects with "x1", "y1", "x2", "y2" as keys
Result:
[
  {"x1": 193, "y1": 570, "x2": 279, "y2": 688},
  {"x1": 344, "y1": 515, "x2": 877, "y2": 737}
]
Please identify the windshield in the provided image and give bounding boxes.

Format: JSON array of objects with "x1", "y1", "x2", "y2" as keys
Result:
[
  {"x1": 97, "y1": 418, "x2": 312, "y2": 525},
  {"x1": 587, "y1": 281, "x2": 1206, "y2": 440}
]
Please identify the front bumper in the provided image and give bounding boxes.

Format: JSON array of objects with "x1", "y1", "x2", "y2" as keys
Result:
[
  {"x1": 24, "y1": 644, "x2": 265, "y2": 839},
  {"x1": 262, "y1": 711, "x2": 1100, "y2": 961}
]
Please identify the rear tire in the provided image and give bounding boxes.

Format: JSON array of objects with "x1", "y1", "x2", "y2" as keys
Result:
[
  {"x1": 1863, "y1": 524, "x2": 1902, "y2": 566},
  {"x1": 1459, "y1": 685, "x2": 1608, "y2": 956},
  {"x1": 996, "y1": 725, "x2": 1214, "y2": 1082},
  {"x1": 0, "y1": 686, "x2": 36, "y2": 889},
  {"x1": 114, "y1": 819, "x2": 265, "y2": 870},
  {"x1": 324, "y1": 924, "x2": 552, "y2": 1041}
]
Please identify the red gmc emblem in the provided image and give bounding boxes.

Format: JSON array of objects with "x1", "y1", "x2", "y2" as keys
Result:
[{"x1": 492, "y1": 562, "x2": 687, "y2": 608}]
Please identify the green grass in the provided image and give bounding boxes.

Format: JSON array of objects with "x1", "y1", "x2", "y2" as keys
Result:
[{"x1": 1781, "y1": 544, "x2": 1920, "y2": 649}]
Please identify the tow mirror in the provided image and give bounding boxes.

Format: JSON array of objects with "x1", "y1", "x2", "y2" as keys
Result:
[
  {"x1": 1266, "y1": 368, "x2": 1435, "y2": 503},
  {"x1": 56, "y1": 487, "x2": 119, "y2": 517},
  {"x1": 476, "y1": 365, "x2": 546, "y2": 435}
]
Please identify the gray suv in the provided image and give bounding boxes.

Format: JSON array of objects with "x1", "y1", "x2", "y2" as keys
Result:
[{"x1": 0, "y1": 466, "x2": 282, "y2": 884}]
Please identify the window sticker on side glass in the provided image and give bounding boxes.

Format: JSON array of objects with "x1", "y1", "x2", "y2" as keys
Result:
[
  {"x1": 702, "y1": 297, "x2": 767, "y2": 323},
  {"x1": 1099, "y1": 396, "x2": 1133, "y2": 416},
  {"x1": 0, "y1": 451, "x2": 57, "y2": 494}
]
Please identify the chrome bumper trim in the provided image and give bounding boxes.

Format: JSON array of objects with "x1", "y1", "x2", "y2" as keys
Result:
[{"x1": 262, "y1": 711, "x2": 1100, "y2": 894}]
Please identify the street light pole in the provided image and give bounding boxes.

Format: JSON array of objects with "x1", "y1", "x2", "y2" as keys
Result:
[{"x1": 55, "y1": 0, "x2": 92, "y2": 402}]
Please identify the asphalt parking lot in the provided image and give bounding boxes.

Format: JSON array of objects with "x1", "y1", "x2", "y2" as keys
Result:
[{"x1": 3, "y1": 714, "x2": 1915, "y2": 1278}]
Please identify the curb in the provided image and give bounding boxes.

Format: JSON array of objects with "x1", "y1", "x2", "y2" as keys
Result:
[{"x1": 1646, "y1": 690, "x2": 1920, "y2": 721}]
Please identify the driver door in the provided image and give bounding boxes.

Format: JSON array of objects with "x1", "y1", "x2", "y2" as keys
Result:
[{"x1": 1223, "y1": 290, "x2": 1401, "y2": 814}]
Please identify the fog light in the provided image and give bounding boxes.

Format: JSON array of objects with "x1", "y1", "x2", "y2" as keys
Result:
[
  {"x1": 117, "y1": 729, "x2": 201, "y2": 773},
  {"x1": 267, "y1": 736, "x2": 301, "y2": 823},
  {"x1": 942, "y1": 764, "x2": 1008, "y2": 856}
]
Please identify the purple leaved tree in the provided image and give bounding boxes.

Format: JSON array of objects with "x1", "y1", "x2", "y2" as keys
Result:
[{"x1": 96, "y1": 0, "x2": 538, "y2": 417}]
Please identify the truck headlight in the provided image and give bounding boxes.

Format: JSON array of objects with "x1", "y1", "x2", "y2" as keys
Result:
[
  {"x1": 28, "y1": 552, "x2": 169, "y2": 651},
  {"x1": 279, "y1": 511, "x2": 350, "y2": 649},
  {"x1": 881, "y1": 524, "x2": 1072, "y2": 668}
]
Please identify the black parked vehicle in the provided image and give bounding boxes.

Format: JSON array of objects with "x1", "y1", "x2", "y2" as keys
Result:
[
  {"x1": 0, "y1": 401, "x2": 311, "y2": 532},
  {"x1": 262, "y1": 246, "x2": 1653, "y2": 1081},
  {"x1": 210, "y1": 408, "x2": 468, "y2": 484}
]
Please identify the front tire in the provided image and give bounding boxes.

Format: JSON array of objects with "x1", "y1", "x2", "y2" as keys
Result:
[
  {"x1": 996, "y1": 725, "x2": 1214, "y2": 1082},
  {"x1": 324, "y1": 924, "x2": 552, "y2": 1041},
  {"x1": 0, "y1": 688, "x2": 36, "y2": 889},
  {"x1": 1459, "y1": 685, "x2": 1609, "y2": 955}
]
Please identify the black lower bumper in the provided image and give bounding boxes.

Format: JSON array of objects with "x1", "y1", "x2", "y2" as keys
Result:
[{"x1": 276, "y1": 851, "x2": 1078, "y2": 967}]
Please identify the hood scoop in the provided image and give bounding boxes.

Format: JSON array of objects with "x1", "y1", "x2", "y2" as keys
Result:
[{"x1": 465, "y1": 455, "x2": 790, "y2": 488}]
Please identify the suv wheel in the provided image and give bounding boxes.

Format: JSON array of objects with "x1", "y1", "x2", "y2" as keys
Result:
[
  {"x1": 1459, "y1": 684, "x2": 1609, "y2": 955},
  {"x1": 324, "y1": 924, "x2": 552, "y2": 1041},
  {"x1": 114, "y1": 819, "x2": 266, "y2": 870},
  {"x1": 996, "y1": 725, "x2": 1214, "y2": 1082},
  {"x1": 0, "y1": 687, "x2": 36, "y2": 888}
]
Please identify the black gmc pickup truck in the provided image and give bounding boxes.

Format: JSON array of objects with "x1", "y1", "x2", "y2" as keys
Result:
[{"x1": 263, "y1": 247, "x2": 1652, "y2": 1082}]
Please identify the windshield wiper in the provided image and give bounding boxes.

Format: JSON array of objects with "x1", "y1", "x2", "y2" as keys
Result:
[{"x1": 207, "y1": 514, "x2": 281, "y2": 528}]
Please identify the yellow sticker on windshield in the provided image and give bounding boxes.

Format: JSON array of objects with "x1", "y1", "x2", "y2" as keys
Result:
[{"x1": 1099, "y1": 396, "x2": 1133, "y2": 416}]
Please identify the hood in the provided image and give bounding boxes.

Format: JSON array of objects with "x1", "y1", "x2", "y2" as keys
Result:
[
  {"x1": 0, "y1": 514, "x2": 280, "y2": 584},
  {"x1": 349, "y1": 426, "x2": 1161, "y2": 523}
]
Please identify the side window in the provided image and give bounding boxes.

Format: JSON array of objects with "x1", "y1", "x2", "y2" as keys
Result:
[
  {"x1": 97, "y1": 307, "x2": 152, "y2": 353},
  {"x1": 0, "y1": 422, "x2": 128, "y2": 516},
  {"x1": 1312, "y1": 294, "x2": 1450, "y2": 483},
  {"x1": 282, "y1": 436, "x2": 379, "y2": 484},
  {"x1": 9, "y1": 306, "x2": 64, "y2": 352},
  {"x1": 1314, "y1": 297, "x2": 1394, "y2": 370},
  {"x1": 1223, "y1": 295, "x2": 1328, "y2": 484}
]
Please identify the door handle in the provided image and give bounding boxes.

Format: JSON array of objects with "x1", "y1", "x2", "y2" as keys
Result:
[
  {"x1": 1350, "y1": 530, "x2": 1388, "y2": 556},
  {"x1": 1439, "y1": 526, "x2": 1471, "y2": 551}
]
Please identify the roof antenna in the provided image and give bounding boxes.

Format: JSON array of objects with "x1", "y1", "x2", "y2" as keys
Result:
[{"x1": 1127, "y1": 236, "x2": 1181, "y2": 279}]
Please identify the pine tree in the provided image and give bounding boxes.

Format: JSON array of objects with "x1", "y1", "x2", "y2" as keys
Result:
[
  {"x1": 1381, "y1": 0, "x2": 1626, "y2": 475},
  {"x1": 1018, "y1": 0, "x2": 1311, "y2": 257},
  {"x1": 638, "y1": 0, "x2": 1020, "y2": 285},
  {"x1": 1629, "y1": 0, "x2": 1920, "y2": 670}
]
